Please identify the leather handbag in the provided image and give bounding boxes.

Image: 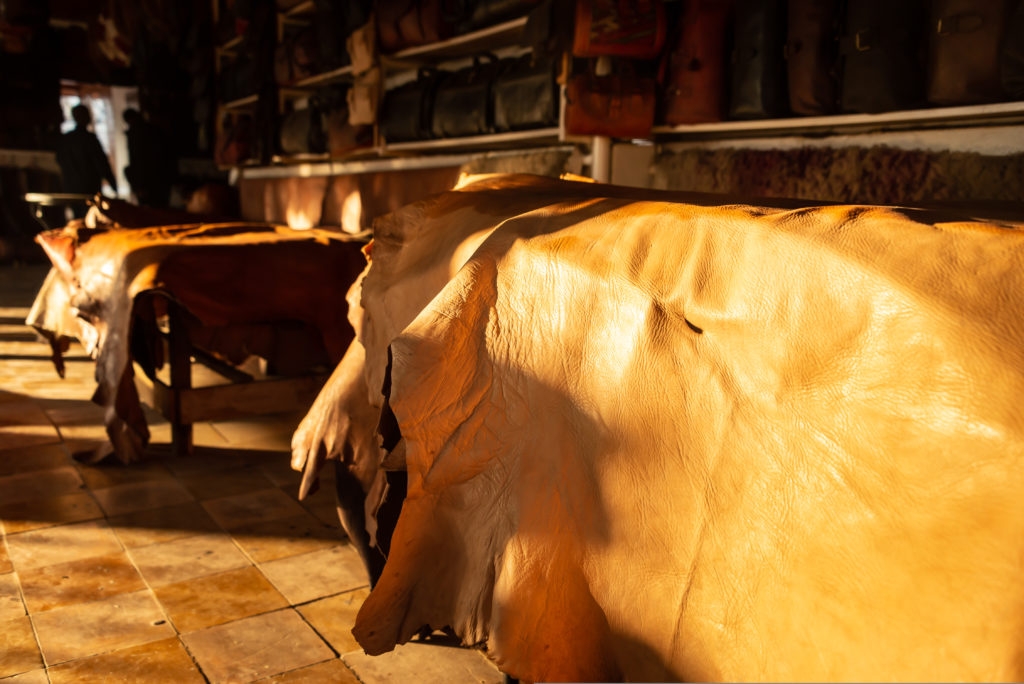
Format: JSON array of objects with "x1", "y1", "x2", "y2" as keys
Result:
[
  {"x1": 1003, "y1": 0, "x2": 1024, "y2": 98},
  {"x1": 493, "y1": 54, "x2": 559, "y2": 131},
  {"x1": 565, "y1": 69, "x2": 656, "y2": 138},
  {"x1": 786, "y1": 0, "x2": 840, "y2": 114},
  {"x1": 381, "y1": 68, "x2": 446, "y2": 142},
  {"x1": 431, "y1": 55, "x2": 503, "y2": 138},
  {"x1": 839, "y1": 0, "x2": 927, "y2": 113},
  {"x1": 377, "y1": 0, "x2": 416, "y2": 52},
  {"x1": 728, "y1": 0, "x2": 789, "y2": 120},
  {"x1": 572, "y1": 0, "x2": 666, "y2": 59},
  {"x1": 312, "y1": 0, "x2": 369, "y2": 69},
  {"x1": 661, "y1": 0, "x2": 732, "y2": 125},
  {"x1": 279, "y1": 107, "x2": 320, "y2": 155},
  {"x1": 274, "y1": 26, "x2": 319, "y2": 85},
  {"x1": 927, "y1": 0, "x2": 1012, "y2": 105},
  {"x1": 311, "y1": 87, "x2": 373, "y2": 156}
]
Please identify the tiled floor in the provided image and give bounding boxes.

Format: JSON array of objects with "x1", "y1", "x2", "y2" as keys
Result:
[{"x1": 0, "y1": 264, "x2": 503, "y2": 683}]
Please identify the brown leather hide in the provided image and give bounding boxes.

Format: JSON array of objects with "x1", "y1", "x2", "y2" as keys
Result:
[
  {"x1": 348, "y1": 175, "x2": 1024, "y2": 682},
  {"x1": 33, "y1": 222, "x2": 367, "y2": 464}
]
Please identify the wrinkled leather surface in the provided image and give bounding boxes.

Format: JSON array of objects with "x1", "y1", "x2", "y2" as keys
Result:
[
  {"x1": 347, "y1": 174, "x2": 1024, "y2": 682},
  {"x1": 32, "y1": 221, "x2": 366, "y2": 464}
]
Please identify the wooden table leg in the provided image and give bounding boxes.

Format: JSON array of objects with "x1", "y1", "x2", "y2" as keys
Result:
[{"x1": 167, "y1": 304, "x2": 194, "y2": 457}]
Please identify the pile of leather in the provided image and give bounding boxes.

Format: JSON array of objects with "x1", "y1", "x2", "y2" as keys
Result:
[{"x1": 293, "y1": 173, "x2": 1024, "y2": 682}]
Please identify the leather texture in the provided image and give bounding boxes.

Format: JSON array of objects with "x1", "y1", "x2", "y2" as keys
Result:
[
  {"x1": 927, "y1": 0, "x2": 1012, "y2": 105},
  {"x1": 492, "y1": 55, "x2": 559, "y2": 131},
  {"x1": 661, "y1": 0, "x2": 732, "y2": 124},
  {"x1": 839, "y1": 0, "x2": 927, "y2": 112},
  {"x1": 323, "y1": 173, "x2": 1024, "y2": 683},
  {"x1": 31, "y1": 218, "x2": 367, "y2": 464},
  {"x1": 565, "y1": 72, "x2": 656, "y2": 138},
  {"x1": 729, "y1": 0, "x2": 789, "y2": 119},
  {"x1": 572, "y1": 0, "x2": 666, "y2": 58},
  {"x1": 786, "y1": 0, "x2": 840, "y2": 114}
]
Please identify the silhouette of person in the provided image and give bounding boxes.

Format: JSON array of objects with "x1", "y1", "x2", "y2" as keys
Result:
[
  {"x1": 123, "y1": 108, "x2": 173, "y2": 208},
  {"x1": 56, "y1": 104, "x2": 116, "y2": 217}
]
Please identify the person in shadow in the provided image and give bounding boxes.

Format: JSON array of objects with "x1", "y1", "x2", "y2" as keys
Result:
[
  {"x1": 56, "y1": 104, "x2": 116, "y2": 217},
  {"x1": 123, "y1": 108, "x2": 174, "y2": 208}
]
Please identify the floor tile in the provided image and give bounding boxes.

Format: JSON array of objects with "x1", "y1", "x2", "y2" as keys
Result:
[
  {"x1": 0, "y1": 401, "x2": 61, "y2": 451},
  {"x1": 91, "y1": 479, "x2": 194, "y2": 517},
  {"x1": 297, "y1": 491, "x2": 344, "y2": 531},
  {"x1": 0, "y1": 615, "x2": 43, "y2": 677},
  {"x1": 1, "y1": 668, "x2": 48, "y2": 683},
  {"x1": 75, "y1": 459, "x2": 174, "y2": 490},
  {"x1": 259, "y1": 545, "x2": 367, "y2": 605},
  {"x1": 296, "y1": 588, "x2": 369, "y2": 656},
  {"x1": 0, "y1": 571, "x2": 24, "y2": 620},
  {"x1": 19, "y1": 552, "x2": 145, "y2": 613},
  {"x1": 0, "y1": 466, "x2": 84, "y2": 506},
  {"x1": 32, "y1": 590, "x2": 174, "y2": 665},
  {"x1": 5, "y1": 520, "x2": 122, "y2": 571},
  {"x1": 181, "y1": 609, "x2": 334, "y2": 684},
  {"x1": 261, "y1": 659, "x2": 361, "y2": 683},
  {"x1": 175, "y1": 464, "x2": 276, "y2": 501},
  {"x1": 230, "y1": 512, "x2": 341, "y2": 563},
  {"x1": 46, "y1": 637, "x2": 205, "y2": 684},
  {"x1": 0, "y1": 491, "x2": 103, "y2": 535},
  {"x1": 107, "y1": 501, "x2": 220, "y2": 549},
  {"x1": 259, "y1": 458, "x2": 305, "y2": 489},
  {"x1": 153, "y1": 565, "x2": 288, "y2": 632},
  {"x1": 159, "y1": 447, "x2": 265, "y2": 477},
  {"x1": 202, "y1": 488, "x2": 308, "y2": 530},
  {"x1": 208, "y1": 415, "x2": 304, "y2": 450},
  {"x1": 0, "y1": 537, "x2": 11, "y2": 573},
  {"x1": 128, "y1": 533, "x2": 250, "y2": 586},
  {"x1": 0, "y1": 443, "x2": 70, "y2": 477},
  {"x1": 341, "y1": 642, "x2": 504, "y2": 684}
]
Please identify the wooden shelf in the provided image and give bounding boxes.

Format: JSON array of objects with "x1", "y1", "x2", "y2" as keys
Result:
[
  {"x1": 218, "y1": 35, "x2": 243, "y2": 54},
  {"x1": 652, "y1": 101, "x2": 1024, "y2": 140},
  {"x1": 293, "y1": 65, "x2": 354, "y2": 88},
  {"x1": 222, "y1": 94, "x2": 259, "y2": 110},
  {"x1": 382, "y1": 16, "x2": 528, "y2": 66},
  {"x1": 239, "y1": 144, "x2": 575, "y2": 179},
  {"x1": 384, "y1": 127, "x2": 561, "y2": 152},
  {"x1": 282, "y1": 0, "x2": 314, "y2": 17}
]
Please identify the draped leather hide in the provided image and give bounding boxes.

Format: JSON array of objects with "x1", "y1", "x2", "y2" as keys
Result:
[
  {"x1": 291, "y1": 173, "x2": 1024, "y2": 681},
  {"x1": 31, "y1": 219, "x2": 367, "y2": 464}
]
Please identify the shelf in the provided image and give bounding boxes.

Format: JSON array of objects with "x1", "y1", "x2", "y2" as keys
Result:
[
  {"x1": 282, "y1": 0, "x2": 313, "y2": 17},
  {"x1": 652, "y1": 101, "x2": 1024, "y2": 140},
  {"x1": 382, "y1": 16, "x2": 528, "y2": 66},
  {"x1": 238, "y1": 144, "x2": 575, "y2": 179},
  {"x1": 384, "y1": 127, "x2": 561, "y2": 152},
  {"x1": 218, "y1": 35, "x2": 243, "y2": 54},
  {"x1": 0, "y1": 149, "x2": 59, "y2": 172},
  {"x1": 292, "y1": 65, "x2": 354, "y2": 88},
  {"x1": 221, "y1": 94, "x2": 259, "y2": 110}
]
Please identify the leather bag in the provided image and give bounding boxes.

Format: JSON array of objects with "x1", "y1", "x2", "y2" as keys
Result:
[
  {"x1": 1003, "y1": 0, "x2": 1024, "y2": 97},
  {"x1": 572, "y1": 0, "x2": 666, "y2": 59},
  {"x1": 786, "y1": 0, "x2": 840, "y2": 114},
  {"x1": 565, "y1": 70, "x2": 656, "y2": 138},
  {"x1": 279, "y1": 107, "x2": 320, "y2": 155},
  {"x1": 312, "y1": 0, "x2": 369, "y2": 69},
  {"x1": 493, "y1": 54, "x2": 559, "y2": 130},
  {"x1": 728, "y1": 0, "x2": 789, "y2": 120},
  {"x1": 927, "y1": 0, "x2": 1012, "y2": 105},
  {"x1": 839, "y1": 0, "x2": 927, "y2": 113},
  {"x1": 661, "y1": 0, "x2": 732, "y2": 125},
  {"x1": 381, "y1": 68, "x2": 446, "y2": 142},
  {"x1": 431, "y1": 55, "x2": 503, "y2": 138},
  {"x1": 274, "y1": 26, "x2": 319, "y2": 86}
]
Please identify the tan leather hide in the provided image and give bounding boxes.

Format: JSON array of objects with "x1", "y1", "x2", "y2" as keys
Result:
[
  {"x1": 32, "y1": 222, "x2": 366, "y2": 464},
  {"x1": 345, "y1": 175, "x2": 1024, "y2": 682}
]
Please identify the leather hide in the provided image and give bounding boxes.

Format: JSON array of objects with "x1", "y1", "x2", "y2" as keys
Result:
[
  {"x1": 31, "y1": 221, "x2": 367, "y2": 464},
  {"x1": 340, "y1": 174, "x2": 1024, "y2": 682}
]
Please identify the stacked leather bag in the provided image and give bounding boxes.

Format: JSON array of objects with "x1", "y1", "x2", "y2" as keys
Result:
[
  {"x1": 381, "y1": 50, "x2": 559, "y2": 142},
  {"x1": 564, "y1": 0, "x2": 665, "y2": 138},
  {"x1": 376, "y1": 0, "x2": 540, "y2": 54}
]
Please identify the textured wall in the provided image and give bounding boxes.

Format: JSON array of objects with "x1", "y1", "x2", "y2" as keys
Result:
[{"x1": 652, "y1": 145, "x2": 1024, "y2": 205}]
